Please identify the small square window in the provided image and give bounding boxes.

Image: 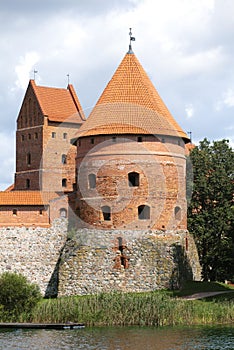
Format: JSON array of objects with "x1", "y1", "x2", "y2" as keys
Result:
[
  {"x1": 137, "y1": 136, "x2": 142, "y2": 142},
  {"x1": 63, "y1": 133, "x2": 67, "y2": 139},
  {"x1": 62, "y1": 178, "x2": 67, "y2": 187},
  {"x1": 52, "y1": 132, "x2": 56, "y2": 138}
]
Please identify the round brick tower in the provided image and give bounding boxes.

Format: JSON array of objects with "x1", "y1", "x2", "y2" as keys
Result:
[
  {"x1": 59, "y1": 43, "x2": 201, "y2": 295},
  {"x1": 74, "y1": 47, "x2": 190, "y2": 231}
]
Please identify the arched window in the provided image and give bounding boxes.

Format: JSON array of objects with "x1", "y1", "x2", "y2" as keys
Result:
[
  {"x1": 26, "y1": 179, "x2": 30, "y2": 189},
  {"x1": 128, "y1": 172, "x2": 139, "y2": 187},
  {"x1": 62, "y1": 154, "x2": 67, "y2": 164},
  {"x1": 101, "y1": 206, "x2": 111, "y2": 221},
  {"x1": 174, "y1": 206, "x2": 181, "y2": 220},
  {"x1": 27, "y1": 153, "x2": 31, "y2": 165},
  {"x1": 88, "y1": 174, "x2": 96, "y2": 189},
  {"x1": 60, "y1": 208, "x2": 67, "y2": 218},
  {"x1": 138, "y1": 205, "x2": 150, "y2": 220},
  {"x1": 62, "y1": 178, "x2": 67, "y2": 187}
]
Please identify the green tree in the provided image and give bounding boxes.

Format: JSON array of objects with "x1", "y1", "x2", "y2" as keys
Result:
[
  {"x1": 0, "y1": 272, "x2": 41, "y2": 320},
  {"x1": 187, "y1": 139, "x2": 234, "y2": 281}
]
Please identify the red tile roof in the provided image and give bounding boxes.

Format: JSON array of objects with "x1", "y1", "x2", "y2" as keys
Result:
[
  {"x1": 78, "y1": 52, "x2": 189, "y2": 141},
  {"x1": 0, "y1": 191, "x2": 60, "y2": 206},
  {"x1": 30, "y1": 80, "x2": 85, "y2": 123}
]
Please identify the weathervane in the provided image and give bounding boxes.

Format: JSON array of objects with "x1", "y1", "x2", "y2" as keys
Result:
[
  {"x1": 128, "y1": 28, "x2": 135, "y2": 53},
  {"x1": 33, "y1": 69, "x2": 38, "y2": 81}
]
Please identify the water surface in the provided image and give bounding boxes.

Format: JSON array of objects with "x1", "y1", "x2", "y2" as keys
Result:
[{"x1": 0, "y1": 325, "x2": 233, "y2": 349}]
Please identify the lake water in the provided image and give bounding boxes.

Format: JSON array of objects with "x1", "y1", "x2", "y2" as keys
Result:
[{"x1": 0, "y1": 325, "x2": 233, "y2": 350}]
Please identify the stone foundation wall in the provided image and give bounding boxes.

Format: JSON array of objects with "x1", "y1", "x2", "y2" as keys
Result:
[
  {"x1": 58, "y1": 229, "x2": 201, "y2": 296},
  {"x1": 0, "y1": 219, "x2": 67, "y2": 297},
  {"x1": 0, "y1": 223, "x2": 201, "y2": 297}
]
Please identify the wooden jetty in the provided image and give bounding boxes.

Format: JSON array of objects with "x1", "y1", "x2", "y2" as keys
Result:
[{"x1": 0, "y1": 323, "x2": 85, "y2": 330}]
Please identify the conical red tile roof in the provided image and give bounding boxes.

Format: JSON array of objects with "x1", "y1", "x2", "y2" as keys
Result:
[{"x1": 78, "y1": 52, "x2": 189, "y2": 141}]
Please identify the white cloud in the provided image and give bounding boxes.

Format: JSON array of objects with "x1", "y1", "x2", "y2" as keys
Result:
[
  {"x1": 0, "y1": 132, "x2": 15, "y2": 190},
  {"x1": 223, "y1": 88, "x2": 234, "y2": 107},
  {"x1": 215, "y1": 88, "x2": 234, "y2": 111},
  {"x1": 15, "y1": 51, "x2": 40, "y2": 90},
  {"x1": 185, "y1": 104, "x2": 194, "y2": 119}
]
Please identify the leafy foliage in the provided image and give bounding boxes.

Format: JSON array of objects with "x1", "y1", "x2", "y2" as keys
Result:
[
  {"x1": 188, "y1": 139, "x2": 234, "y2": 282},
  {"x1": 0, "y1": 272, "x2": 41, "y2": 320}
]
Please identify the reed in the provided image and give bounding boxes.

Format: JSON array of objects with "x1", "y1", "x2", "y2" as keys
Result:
[{"x1": 30, "y1": 291, "x2": 234, "y2": 327}]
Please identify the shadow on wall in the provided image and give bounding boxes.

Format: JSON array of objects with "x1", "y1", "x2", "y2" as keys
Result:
[
  {"x1": 169, "y1": 244, "x2": 193, "y2": 290},
  {"x1": 44, "y1": 244, "x2": 66, "y2": 298}
]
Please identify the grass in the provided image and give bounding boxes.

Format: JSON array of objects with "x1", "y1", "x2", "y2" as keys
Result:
[
  {"x1": 1, "y1": 281, "x2": 233, "y2": 326},
  {"x1": 27, "y1": 282, "x2": 234, "y2": 327},
  {"x1": 172, "y1": 281, "x2": 234, "y2": 298}
]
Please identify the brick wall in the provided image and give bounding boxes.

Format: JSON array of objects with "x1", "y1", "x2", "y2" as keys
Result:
[
  {"x1": 0, "y1": 205, "x2": 50, "y2": 227},
  {"x1": 75, "y1": 134, "x2": 187, "y2": 230}
]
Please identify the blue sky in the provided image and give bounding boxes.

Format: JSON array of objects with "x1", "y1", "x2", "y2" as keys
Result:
[{"x1": 0, "y1": 0, "x2": 233, "y2": 189}]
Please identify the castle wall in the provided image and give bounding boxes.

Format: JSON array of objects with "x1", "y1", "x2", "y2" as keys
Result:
[
  {"x1": 0, "y1": 222, "x2": 201, "y2": 297},
  {"x1": 58, "y1": 228, "x2": 201, "y2": 296},
  {"x1": 0, "y1": 219, "x2": 67, "y2": 297}
]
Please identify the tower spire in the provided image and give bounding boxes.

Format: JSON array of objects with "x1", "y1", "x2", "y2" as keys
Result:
[{"x1": 128, "y1": 28, "x2": 135, "y2": 54}]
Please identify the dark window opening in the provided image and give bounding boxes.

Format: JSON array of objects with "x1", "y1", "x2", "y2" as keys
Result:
[
  {"x1": 13, "y1": 209, "x2": 17, "y2": 216},
  {"x1": 62, "y1": 154, "x2": 67, "y2": 164},
  {"x1": 52, "y1": 132, "x2": 56, "y2": 138},
  {"x1": 175, "y1": 206, "x2": 181, "y2": 220},
  {"x1": 26, "y1": 179, "x2": 30, "y2": 189},
  {"x1": 137, "y1": 136, "x2": 142, "y2": 142},
  {"x1": 162, "y1": 138, "x2": 165, "y2": 143},
  {"x1": 60, "y1": 208, "x2": 67, "y2": 218},
  {"x1": 88, "y1": 173, "x2": 96, "y2": 189},
  {"x1": 101, "y1": 206, "x2": 111, "y2": 221},
  {"x1": 35, "y1": 132, "x2": 38, "y2": 139},
  {"x1": 27, "y1": 153, "x2": 31, "y2": 165},
  {"x1": 28, "y1": 133, "x2": 31, "y2": 140},
  {"x1": 62, "y1": 178, "x2": 67, "y2": 187},
  {"x1": 128, "y1": 172, "x2": 139, "y2": 187},
  {"x1": 91, "y1": 138, "x2": 94, "y2": 144},
  {"x1": 63, "y1": 133, "x2": 67, "y2": 139},
  {"x1": 39, "y1": 209, "x2": 43, "y2": 215},
  {"x1": 112, "y1": 136, "x2": 116, "y2": 142},
  {"x1": 138, "y1": 205, "x2": 150, "y2": 220},
  {"x1": 21, "y1": 135, "x2": 24, "y2": 141}
]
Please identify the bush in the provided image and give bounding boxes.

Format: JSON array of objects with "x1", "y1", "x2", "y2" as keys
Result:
[{"x1": 0, "y1": 272, "x2": 42, "y2": 320}]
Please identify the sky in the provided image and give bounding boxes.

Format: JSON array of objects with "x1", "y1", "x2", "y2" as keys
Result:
[{"x1": 0, "y1": 0, "x2": 234, "y2": 190}]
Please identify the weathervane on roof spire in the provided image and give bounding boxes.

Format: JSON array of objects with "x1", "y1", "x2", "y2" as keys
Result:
[
  {"x1": 128, "y1": 28, "x2": 135, "y2": 54},
  {"x1": 33, "y1": 69, "x2": 38, "y2": 81}
]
